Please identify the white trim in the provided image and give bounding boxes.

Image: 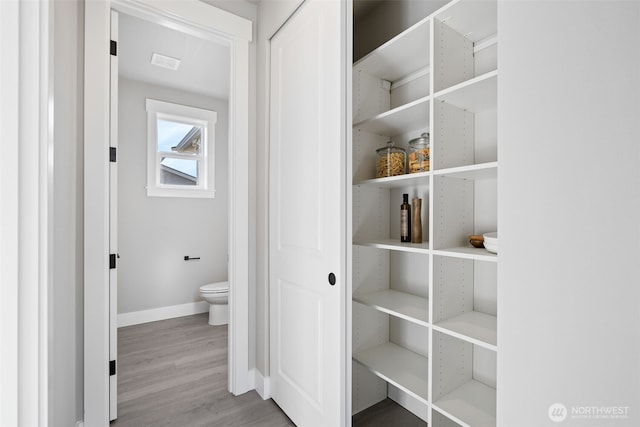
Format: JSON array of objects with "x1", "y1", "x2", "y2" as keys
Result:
[
  {"x1": 0, "y1": 0, "x2": 51, "y2": 425},
  {"x1": 227, "y1": 36, "x2": 252, "y2": 395},
  {"x1": 115, "y1": 0, "x2": 252, "y2": 42},
  {"x1": 0, "y1": 2, "x2": 20, "y2": 425},
  {"x1": 84, "y1": 0, "x2": 111, "y2": 424},
  {"x1": 254, "y1": 370, "x2": 271, "y2": 400},
  {"x1": 85, "y1": 1, "x2": 253, "y2": 423},
  {"x1": 146, "y1": 98, "x2": 219, "y2": 121},
  {"x1": 117, "y1": 301, "x2": 209, "y2": 327}
]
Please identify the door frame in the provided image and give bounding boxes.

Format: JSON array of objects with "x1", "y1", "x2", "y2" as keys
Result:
[{"x1": 84, "y1": 0, "x2": 253, "y2": 424}]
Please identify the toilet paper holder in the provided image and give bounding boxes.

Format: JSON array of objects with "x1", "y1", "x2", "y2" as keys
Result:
[{"x1": 184, "y1": 255, "x2": 200, "y2": 261}]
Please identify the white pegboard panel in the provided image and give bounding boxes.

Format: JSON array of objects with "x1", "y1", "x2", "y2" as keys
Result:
[
  {"x1": 352, "y1": 361, "x2": 387, "y2": 415},
  {"x1": 389, "y1": 316, "x2": 429, "y2": 357},
  {"x1": 352, "y1": 245, "x2": 389, "y2": 295},
  {"x1": 353, "y1": 69, "x2": 391, "y2": 124},
  {"x1": 473, "y1": 177, "x2": 497, "y2": 234},
  {"x1": 433, "y1": 175, "x2": 474, "y2": 249},
  {"x1": 352, "y1": 128, "x2": 387, "y2": 183},
  {"x1": 473, "y1": 108, "x2": 498, "y2": 165},
  {"x1": 352, "y1": 301, "x2": 389, "y2": 352},
  {"x1": 434, "y1": 19, "x2": 474, "y2": 93},
  {"x1": 432, "y1": 331, "x2": 472, "y2": 401},
  {"x1": 390, "y1": 72, "x2": 430, "y2": 110},
  {"x1": 352, "y1": 185, "x2": 390, "y2": 243},
  {"x1": 432, "y1": 408, "x2": 463, "y2": 427},
  {"x1": 389, "y1": 251, "x2": 430, "y2": 299},
  {"x1": 433, "y1": 101, "x2": 474, "y2": 170},
  {"x1": 472, "y1": 344, "x2": 497, "y2": 389},
  {"x1": 432, "y1": 256, "x2": 474, "y2": 324},
  {"x1": 473, "y1": 260, "x2": 497, "y2": 317}
]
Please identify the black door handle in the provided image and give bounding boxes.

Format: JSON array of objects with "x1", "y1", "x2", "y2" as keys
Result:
[{"x1": 328, "y1": 272, "x2": 336, "y2": 286}]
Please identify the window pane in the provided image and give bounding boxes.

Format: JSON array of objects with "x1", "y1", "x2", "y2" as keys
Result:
[
  {"x1": 160, "y1": 157, "x2": 198, "y2": 186},
  {"x1": 157, "y1": 119, "x2": 202, "y2": 155}
]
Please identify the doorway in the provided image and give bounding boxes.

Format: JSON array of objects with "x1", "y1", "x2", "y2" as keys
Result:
[
  {"x1": 114, "y1": 9, "x2": 230, "y2": 419},
  {"x1": 84, "y1": 1, "x2": 253, "y2": 424}
]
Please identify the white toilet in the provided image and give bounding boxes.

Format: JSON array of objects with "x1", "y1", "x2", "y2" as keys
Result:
[{"x1": 199, "y1": 281, "x2": 229, "y2": 326}]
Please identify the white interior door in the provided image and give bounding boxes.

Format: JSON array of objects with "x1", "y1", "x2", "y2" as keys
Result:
[
  {"x1": 269, "y1": 0, "x2": 346, "y2": 426},
  {"x1": 109, "y1": 9, "x2": 119, "y2": 421}
]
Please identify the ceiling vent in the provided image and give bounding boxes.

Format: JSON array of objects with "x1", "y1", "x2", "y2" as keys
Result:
[{"x1": 150, "y1": 53, "x2": 181, "y2": 71}]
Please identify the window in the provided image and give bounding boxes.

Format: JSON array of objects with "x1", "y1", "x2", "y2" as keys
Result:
[{"x1": 146, "y1": 99, "x2": 217, "y2": 198}]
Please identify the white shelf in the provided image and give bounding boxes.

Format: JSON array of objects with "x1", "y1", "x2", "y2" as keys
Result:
[
  {"x1": 353, "y1": 289, "x2": 429, "y2": 327},
  {"x1": 434, "y1": 162, "x2": 497, "y2": 180},
  {"x1": 433, "y1": 380, "x2": 496, "y2": 427},
  {"x1": 434, "y1": 311, "x2": 497, "y2": 350},
  {"x1": 353, "y1": 96, "x2": 430, "y2": 136},
  {"x1": 355, "y1": 239, "x2": 430, "y2": 254},
  {"x1": 353, "y1": 342, "x2": 429, "y2": 403},
  {"x1": 433, "y1": 246, "x2": 497, "y2": 262},
  {"x1": 434, "y1": 0, "x2": 497, "y2": 44},
  {"x1": 434, "y1": 71, "x2": 497, "y2": 113},
  {"x1": 353, "y1": 19, "x2": 430, "y2": 82},
  {"x1": 354, "y1": 171, "x2": 430, "y2": 189}
]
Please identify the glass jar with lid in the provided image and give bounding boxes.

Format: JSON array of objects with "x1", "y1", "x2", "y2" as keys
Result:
[
  {"x1": 376, "y1": 140, "x2": 406, "y2": 178},
  {"x1": 408, "y1": 132, "x2": 430, "y2": 173}
]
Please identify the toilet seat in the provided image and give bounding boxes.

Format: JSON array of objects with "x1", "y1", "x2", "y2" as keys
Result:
[{"x1": 200, "y1": 281, "x2": 229, "y2": 294}]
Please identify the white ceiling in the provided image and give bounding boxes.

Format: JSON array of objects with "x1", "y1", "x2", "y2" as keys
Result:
[{"x1": 118, "y1": 12, "x2": 230, "y2": 100}]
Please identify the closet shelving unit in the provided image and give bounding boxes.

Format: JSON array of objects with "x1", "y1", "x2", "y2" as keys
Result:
[{"x1": 350, "y1": 0, "x2": 498, "y2": 425}]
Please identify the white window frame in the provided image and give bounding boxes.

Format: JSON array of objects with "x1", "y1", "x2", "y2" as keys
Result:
[{"x1": 146, "y1": 98, "x2": 217, "y2": 198}]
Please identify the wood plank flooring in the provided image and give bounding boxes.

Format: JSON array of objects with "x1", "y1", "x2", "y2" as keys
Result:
[
  {"x1": 112, "y1": 313, "x2": 294, "y2": 427},
  {"x1": 352, "y1": 399, "x2": 428, "y2": 427},
  {"x1": 112, "y1": 313, "x2": 427, "y2": 427}
]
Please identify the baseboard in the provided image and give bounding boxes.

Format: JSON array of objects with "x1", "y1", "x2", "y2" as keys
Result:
[
  {"x1": 118, "y1": 301, "x2": 209, "y2": 327},
  {"x1": 254, "y1": 369, "x2": 271, "y2": 400}
]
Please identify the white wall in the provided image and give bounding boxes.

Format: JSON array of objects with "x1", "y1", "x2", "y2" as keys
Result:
[
  {"x1": 118, "y1": 78, "x2": 228, "y2": 314},
  {"x1": 52, "y1": 0, "x2": 84, "y2": 425},
  {"x1": 498, "y1": 2, "x2": 640, "y2": 426}
]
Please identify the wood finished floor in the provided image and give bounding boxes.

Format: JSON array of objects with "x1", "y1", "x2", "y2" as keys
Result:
[
  {"x1": 112, "y1": 313, "x2": 426, "y2": 427},
  {"x1": 112, "y1": 313, "x2": 294, "y2": 427}
]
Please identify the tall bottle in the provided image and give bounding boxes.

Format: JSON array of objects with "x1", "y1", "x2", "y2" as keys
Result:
[
  {"x1": 412, "y1": 197, "x2": 422, "y2": 244},
  {"x1": 401, "y1": 193, "x2": 411, "y2": 242}
]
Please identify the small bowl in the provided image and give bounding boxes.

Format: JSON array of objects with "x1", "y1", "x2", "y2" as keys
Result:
[
  {"x1": 483, "y1": 232, "x2": 498, "y2": 253},
  {"x1": 469, "y1": 234, "x2": 485, "y2": 248}
]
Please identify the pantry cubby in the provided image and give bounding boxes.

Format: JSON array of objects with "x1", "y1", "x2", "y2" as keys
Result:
[{"x1": 350, "y1": 0, "x2": 498, "y2": 425}]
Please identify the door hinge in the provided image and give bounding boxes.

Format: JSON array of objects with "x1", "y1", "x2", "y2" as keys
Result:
[
  {"x1": 110, "y1": 147, "x2": 117, "y2": 163},
  {"x1": 109, "y1": 253, "x2": 116, "y2": 269},
  {"x1": 109, "y1": 360, "x2": 116, "y2": 376},
  {"x1": 110, "y1": 40, "x2": 117, "y2": 56}
]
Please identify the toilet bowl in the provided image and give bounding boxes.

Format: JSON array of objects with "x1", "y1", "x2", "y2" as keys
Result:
[{"x1": 199, "y1": 281, "x2": 229, "y2": 326}]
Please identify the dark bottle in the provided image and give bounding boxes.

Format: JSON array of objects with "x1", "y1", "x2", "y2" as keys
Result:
[{"x1": 401, "y1": 193, "x2": 411, "y2": 242}]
